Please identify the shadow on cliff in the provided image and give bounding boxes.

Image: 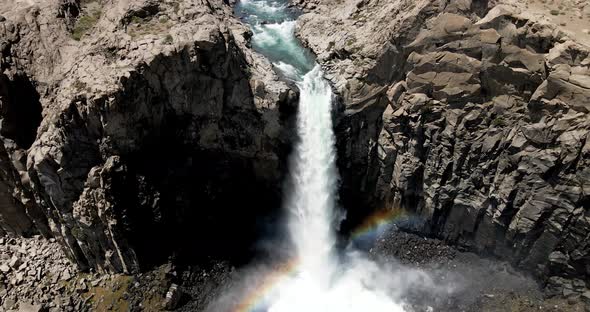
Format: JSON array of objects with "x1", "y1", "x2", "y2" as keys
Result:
[
  {"x1": 0, "y1": 72, "x2": 42, "y2": 149},
  {"x1": 87, "y1": 42, "x2": 296, "y2": 271}
]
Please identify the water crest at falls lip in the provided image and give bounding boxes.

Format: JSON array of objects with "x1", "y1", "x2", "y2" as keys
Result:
[
  {"x1": 232, "y1": 0, "x2": 407, "y2": 311},
  {"x1": 235, "y1": 0, "x2": 314, "y2": 79}
]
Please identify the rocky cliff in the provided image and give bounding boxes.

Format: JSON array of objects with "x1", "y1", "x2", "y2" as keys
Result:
[
  {"x1": 297, "y1": 0, "x2": 590, "y2": 295},
  {"x1": 2, "y1": 0, "x2": 590, "y2": 300},
  {"x1": 0, "y1": 0, "x2": 296, "y2": 273}
]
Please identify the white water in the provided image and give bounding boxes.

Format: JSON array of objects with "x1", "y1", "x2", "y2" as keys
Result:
[
  {"x1": 283, "y1": 65, "x2": 339, "y2": 288},
  {"x1": 266, "y1": 42, "x2": 405, "y2": 312},
  {"x1": 271, "y1": 69, "x2": 405, "y2": 305},
  {"x1": 234, "y1": 0, "x2": 412, "y2": 310}
]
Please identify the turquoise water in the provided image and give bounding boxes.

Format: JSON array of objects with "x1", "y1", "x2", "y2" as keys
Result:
[{"x1": 235, "y1": 0, "x2": 315, "y2": 80}]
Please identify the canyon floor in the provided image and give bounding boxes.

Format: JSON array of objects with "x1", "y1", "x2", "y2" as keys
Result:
[{"x1": 1, "y1": 229, "x2": 587, "y2": 312}]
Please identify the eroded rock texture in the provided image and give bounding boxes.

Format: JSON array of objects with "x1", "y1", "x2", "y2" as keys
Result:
[
  {"x1": 0, "y1": 0, "x2": 295, "y2": 273},
  {"x1": 297, "y1": 0, "x2": 590, "y2": 293}
]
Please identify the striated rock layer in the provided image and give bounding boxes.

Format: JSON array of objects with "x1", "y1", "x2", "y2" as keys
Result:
[
  {"x1": 0, "y1": 0, "x2": 296, "y2": 273},
  {"x1": 297, "y1": 0, "x2": 590, "y2": 294}
]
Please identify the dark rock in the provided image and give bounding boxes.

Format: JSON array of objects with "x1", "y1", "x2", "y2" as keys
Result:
[{"x1": 162, "y1": 284, "x2": 183, "y2": 310}]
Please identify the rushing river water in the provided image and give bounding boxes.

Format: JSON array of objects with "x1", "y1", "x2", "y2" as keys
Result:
[{"x1": 233, "y1": 0, "x2": 407, "y2": 311}]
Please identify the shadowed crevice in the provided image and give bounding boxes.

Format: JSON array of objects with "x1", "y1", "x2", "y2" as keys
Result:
[{"x1": 0, "y1": 72, "x2": 43, "y2": 149}]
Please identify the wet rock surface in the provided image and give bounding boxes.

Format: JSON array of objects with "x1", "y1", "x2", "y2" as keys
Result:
[{"x1": 370, "y1": 229, "x2": 587, "y2": 312}]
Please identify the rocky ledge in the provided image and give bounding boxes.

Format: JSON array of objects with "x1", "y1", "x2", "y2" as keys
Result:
[
  {"x1": 0, "y1": 235, "x2": 190, "y2": 311},
  {"x1": 296, "y1": 0, "x2": 590, "y2": 297},
  {"x1": 0, "y1": 0, "x2": 297, "y2": 274}
]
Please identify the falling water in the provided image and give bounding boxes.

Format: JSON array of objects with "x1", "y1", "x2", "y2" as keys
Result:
[
  {"x1": 233, "y1": 0, "x2": 408, "y2": 311},
  {"x1": 283, "y1": 66, "x2": 338, "y2": 288}
]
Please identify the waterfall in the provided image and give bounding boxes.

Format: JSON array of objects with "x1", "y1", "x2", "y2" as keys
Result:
[
  {"x1": 284, "y1": 65, "x2": 339, "y2": 288},
  {"x1": 233, "y1": 0, "x2": 407, "y2": 311}
]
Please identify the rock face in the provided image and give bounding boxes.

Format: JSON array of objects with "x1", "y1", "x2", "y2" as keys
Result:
[
  {"x1": 0, "y1": 0, "x2": 296, "y2": 273},
  {"x1": 297, "y1": 0, "x2": 590, "y2": 294}
]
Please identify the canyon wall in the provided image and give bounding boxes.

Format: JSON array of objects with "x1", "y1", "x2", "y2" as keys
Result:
[
  {"x1": 2, "y1": 0, "x2": 590, "y2": 298},
  {"x1": 0, "y1": 0, "x2": 296, "y2": 273},
  {"x1": 297, "y1": 0, "x2": 590, "y2": 294}
]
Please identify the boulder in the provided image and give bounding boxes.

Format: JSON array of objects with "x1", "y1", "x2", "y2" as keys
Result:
[
  {"x1": 18, "y1": 302, "x2": 45, "y2": 312},
  {"x1": 162, "y1": 284, "x2": 183, "y2": 310}
]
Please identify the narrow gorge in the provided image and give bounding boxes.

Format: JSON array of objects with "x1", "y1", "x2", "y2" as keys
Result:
[{"x1": 0, "y1": 0, "x2": 590, "y2": 311}]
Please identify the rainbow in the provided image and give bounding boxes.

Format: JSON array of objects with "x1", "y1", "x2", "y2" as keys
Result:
[
  {"x1": 232, "y1": 208, "x2": 408, "y2": 312},
  {"x1": 233, "y1": 259, "x2": 300, "y2": 312},
  {"x1": 351, "y1": 208, "x2": 408, "y2": 242}
]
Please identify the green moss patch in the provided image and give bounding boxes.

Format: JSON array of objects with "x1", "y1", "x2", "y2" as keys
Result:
[{"x1": 72, "y1": 4, "x2": 102, "y2": 41}]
